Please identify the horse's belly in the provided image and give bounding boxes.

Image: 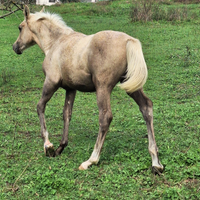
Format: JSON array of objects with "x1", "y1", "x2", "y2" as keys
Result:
[{"x1": 61, "y1": 71, "x2": 95, "y2": 92}]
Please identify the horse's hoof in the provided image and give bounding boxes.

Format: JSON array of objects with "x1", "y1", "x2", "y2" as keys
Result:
[
  {"x1": 44, "y1": 145, "x2": 55, "y2": 157},
  {"x1": 55, "y1": 146, "x2": 64, "y2": 156},
  {"x1": 78, "y1": 161, "x2": 90, "y2": 170},
  {"x1": 79, "y1": 165, "x2": 86, "y2": 170},
  {"x1": 152, "y1": 165, "x2": 164, "y2": 175}
]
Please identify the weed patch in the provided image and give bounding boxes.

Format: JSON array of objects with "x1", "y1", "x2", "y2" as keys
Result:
[{"x1": 130, "y1": 0, "x2": 199, "y2": 22}]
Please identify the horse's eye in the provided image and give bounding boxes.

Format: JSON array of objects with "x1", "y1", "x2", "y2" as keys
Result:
[{"x1": 18, "y1": 26, "x2": 22, "y2": 32}]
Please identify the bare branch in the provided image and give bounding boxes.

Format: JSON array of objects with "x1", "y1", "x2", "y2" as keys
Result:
[
  {"x1": 0, "y1": 0, "x2": 23, "y2": 18},
  {"x1": 0, "y1": 8, "x2": 20, "y2": 19},
  {"x1": 11, "y1": 1, "x2": 23, "y2": 10}
]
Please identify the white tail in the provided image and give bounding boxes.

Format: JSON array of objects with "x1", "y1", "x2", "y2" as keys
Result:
[{"x1": 119, "y1": 39, "x2": 148, "y2": 93}]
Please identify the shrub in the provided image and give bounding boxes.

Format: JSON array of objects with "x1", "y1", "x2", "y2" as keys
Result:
[
  {"x1": 130, "y1": 0, "x2": 191, "y2": 22},
  {"x1": 130, "y1": 0, "x2": 155, "y2": 22},
  {"x1": 174, "y1": 0, "x2": 200, "y2": 3}
]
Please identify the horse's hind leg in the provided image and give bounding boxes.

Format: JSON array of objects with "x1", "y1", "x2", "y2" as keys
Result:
[
  {"x1": 37, "y1": 78, "x2": 58, "y2": 157},
  {"x1": 128, "y1": 89, "x2": 163, "y2": 173},
  {"x1": 55, "y1": 90, "x2": 76, "y2": 156},
  {"x1": 79, "y1": 88, "x2": 113, "y2": 170}
]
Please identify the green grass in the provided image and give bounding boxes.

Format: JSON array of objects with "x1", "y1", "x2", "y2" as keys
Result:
[{"x1": 1, "y1": 1, "x2": 200, "y2": 199}]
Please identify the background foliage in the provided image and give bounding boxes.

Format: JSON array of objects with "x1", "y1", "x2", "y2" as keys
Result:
[{"x1": 1, "y1": 0, "x2": 200, "y2": 199}]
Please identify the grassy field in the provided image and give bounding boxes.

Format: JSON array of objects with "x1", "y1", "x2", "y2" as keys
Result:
[{"x1": 1, "y1": 1, "x2": 200, "y2": 199}]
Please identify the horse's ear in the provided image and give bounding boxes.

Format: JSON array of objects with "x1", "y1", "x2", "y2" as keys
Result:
[
  {"x1": 40, "y1": 6, "x2": 45, "y2": 13},
  {"x1": 24, "y1": 5, "x2": 30, "y2": 20}
]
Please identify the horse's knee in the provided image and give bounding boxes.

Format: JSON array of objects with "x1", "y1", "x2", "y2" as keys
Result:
[
  {"x1": 37, "y1": 102, "x2": 42, "y2": 115},
  {"x1": 99, "y1": 110, "x2": 113, "y2": 132},
  {"x1": 140, "y1": 98, "x2": 153, "y2": 121}
]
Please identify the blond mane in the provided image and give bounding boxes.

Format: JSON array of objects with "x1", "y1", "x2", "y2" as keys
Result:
[{"x1": 32, "y1": 11, "x2": 73, "y2": 33}]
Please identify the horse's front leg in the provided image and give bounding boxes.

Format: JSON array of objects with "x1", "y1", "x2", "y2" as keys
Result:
[
  {"x1": 55, "y1": 90, "x2": 76, "y2": 156},
  {"x1": 129, "y1": 89, "x2": 163, "y2": 173},
  {"x1": 79, "y1": 88, "x2": 113, "y2": 170},
  {"x1": 37, "y1": 78, "x2": 58, "y2": 157}
]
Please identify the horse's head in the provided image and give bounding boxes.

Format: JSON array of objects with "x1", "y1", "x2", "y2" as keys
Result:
[{"x1": 13, "y1": 6, "x2": 44, "y2": 54}]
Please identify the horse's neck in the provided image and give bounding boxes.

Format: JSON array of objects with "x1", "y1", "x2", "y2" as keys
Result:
[
  {"x1": 34, "y1": 24, "x2": 73, "y2": 56},
  {"x1": 39, "y1": 35, "x2": 55, "y2": 55}
]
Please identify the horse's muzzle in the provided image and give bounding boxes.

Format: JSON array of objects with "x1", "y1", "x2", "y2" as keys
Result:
[{"x1": 13, "y1": 43, "x2": 22, "y2": 55}]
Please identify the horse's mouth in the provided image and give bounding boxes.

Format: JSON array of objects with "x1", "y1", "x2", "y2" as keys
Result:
[
  {"x1": 16, "y1": 50, "x2": 22, "y2": 55},
  {"x1": 15, "y1": 49, "x2": 22, "y2": 55},
  {"x1": 13, "y1": 44, "x2": 23, "y2": 55}
]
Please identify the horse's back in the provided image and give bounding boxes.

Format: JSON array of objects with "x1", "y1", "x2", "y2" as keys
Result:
[{"x1": 45, "y1": 30, "x2": 135, "y2": 91}]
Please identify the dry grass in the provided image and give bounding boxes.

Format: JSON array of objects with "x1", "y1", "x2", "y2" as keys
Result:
[{"x1": 130, "y1": 0, "x2": 195, "y2": 22}]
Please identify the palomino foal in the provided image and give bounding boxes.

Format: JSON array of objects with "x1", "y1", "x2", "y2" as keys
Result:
[{"x1": 13, "y1": 6, "x2": 163, "y2": 173}]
